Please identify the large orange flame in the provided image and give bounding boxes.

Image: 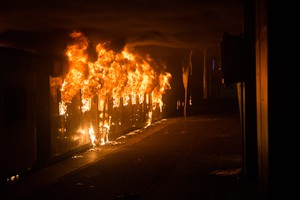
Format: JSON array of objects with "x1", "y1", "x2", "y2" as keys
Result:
[{"x1": 57, "y1": 30, "x2": 171, "y2": 146}]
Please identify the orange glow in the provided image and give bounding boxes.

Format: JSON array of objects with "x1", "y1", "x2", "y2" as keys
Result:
[
  {"x1": 88, "y1": 125, "x2": 96, "y2": 146},
  {"x1": 54, "y1": 31, "x2": 171, "y2": 146}
]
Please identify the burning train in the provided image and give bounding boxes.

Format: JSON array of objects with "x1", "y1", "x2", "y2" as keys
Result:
[{"x1": 0, "y1": 31, "x2": 171, "y2": 182}]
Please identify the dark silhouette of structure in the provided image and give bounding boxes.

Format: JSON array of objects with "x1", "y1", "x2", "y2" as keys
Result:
[
  {"x1": 220, "y1": 1, "x2": 288, "y2": 199},
  {"x1": 238, "y1": 1, "x2": 287, "y2": 199}
]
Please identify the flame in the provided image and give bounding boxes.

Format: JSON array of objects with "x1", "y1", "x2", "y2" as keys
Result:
[
  {"x1": 88, "y1": 125, "x2": 96, "y2": 146},
  {"x1": 146, "y1": 111, "x2": 153, "y2": 127},
  {"x1": 61, "y1": 31, "x2": 89, "y2": 103},
  {"x1": 56, "y1": 31, "x2": 171, "y2": 146},
  {"x1": 99, "y1": 119, "x2": 110, "y2": 145}
]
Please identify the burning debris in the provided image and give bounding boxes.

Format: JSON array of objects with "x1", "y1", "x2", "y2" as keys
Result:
[{"x1": 50, "y1": 31, "x2": 172, "y2": 155}]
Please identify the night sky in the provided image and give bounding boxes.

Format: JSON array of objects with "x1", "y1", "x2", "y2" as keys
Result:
[{"x1": 0, "y1": 0, "x2": 244, "y2": 107}]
